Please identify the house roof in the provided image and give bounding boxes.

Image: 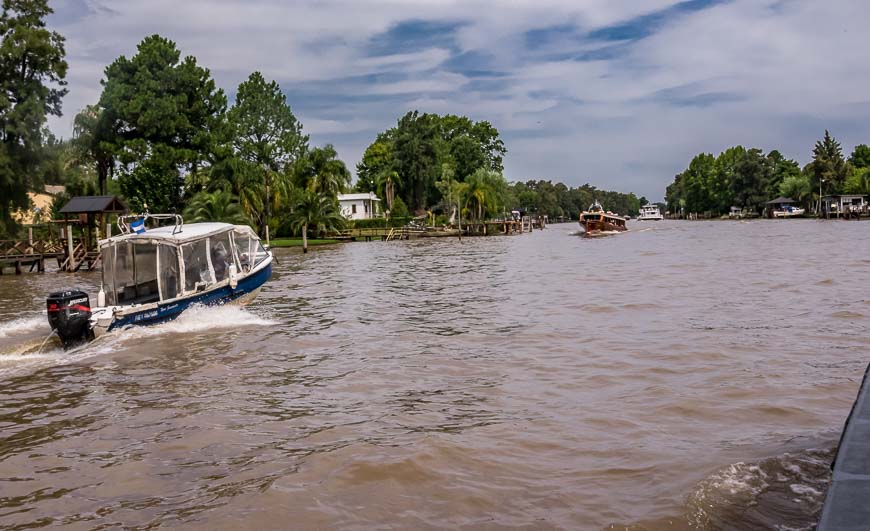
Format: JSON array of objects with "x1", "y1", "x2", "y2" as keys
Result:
[
  {"x1": 765, "y1": 196, "x2": 796, "y2": 204},
  {"x1": 822, "y1": 194, "x2": 867, "y2": 199},
  {"x1": 337, "y1": 193, "x2": 381, "y2": 201},
  {"x1": 59, "y1": 196, "x2": 127, "y2": 214}
]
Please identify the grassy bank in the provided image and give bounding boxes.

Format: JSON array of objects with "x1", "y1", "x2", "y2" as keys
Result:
[{"x1": 269, "y1": 238, "x2": 342, "y2": 248}]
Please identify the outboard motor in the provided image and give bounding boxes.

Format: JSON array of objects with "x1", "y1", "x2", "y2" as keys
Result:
[{"x1": 46, "y1": 290, "x2": 93, "y2": 348}]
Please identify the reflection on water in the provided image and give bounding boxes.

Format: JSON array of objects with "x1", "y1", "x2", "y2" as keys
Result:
[{"x1": 1, "y1": 220, "x2": 869, "y2": 529}]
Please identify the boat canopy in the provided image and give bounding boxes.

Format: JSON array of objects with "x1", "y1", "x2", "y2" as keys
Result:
[{"x1": 99, "y1": 224, "x2": 268, "y2": 306}]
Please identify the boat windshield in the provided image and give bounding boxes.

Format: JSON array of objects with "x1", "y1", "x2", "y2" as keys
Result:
[{"x1": 100, "y1": 226, "x2": 266, "y2": 306}]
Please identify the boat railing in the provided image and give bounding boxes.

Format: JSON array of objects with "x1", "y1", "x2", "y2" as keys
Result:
[{"x1": 118, "y1": 213, "x2": 184, "y2": 235}]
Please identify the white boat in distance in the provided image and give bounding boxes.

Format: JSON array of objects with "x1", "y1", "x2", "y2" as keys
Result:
[{"x1": 637, "y1": 204, "x2": 664, "y2": 221}]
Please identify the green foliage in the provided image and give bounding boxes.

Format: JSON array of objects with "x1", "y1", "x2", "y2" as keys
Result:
[
  {"x1": 227, "y1": 71, "x2": 307, "y2": 234},
  {"x1": 283, "y1": 189, "x2": 346, "y2": 252},
  {"x1": 390, "y1": 195, "x2": 410, "y2": 217},
  {"x1": 183, "y1": 189, "x2": 250, "y2": 224},
  {"x1": 779, "y1": 172, "x2": 812, "y2": 205},
  {"x1": 99, "y1": 34, "x2": 227, "y2": 212},
  {"x1": 0, "y1": 0, "x2": 67, "y2": 235},
  {"x1": 666, "y1": 146, "x2": 804, "y2": 215},
  {"x1": 509, "y1": 180, "x2": 640, "y2": 219},
  {"x1": 357, "y1": 111, "x2": 508, "y2": 213},
  {"x1": 70, "y1": 104, "x2": 114, "y2": 194},
  {"x1": 844, "y1": 167, "x2": 870, "y2": 195},
  {"x1": 811, "y1": 130, "x2": 849, "y2": 195},
  {"x1": 848, "y1": 144, "x2": 870, "y2": 170},
  {"x1": 293, "y1": 144, "x2": 350, "y2": 198}
]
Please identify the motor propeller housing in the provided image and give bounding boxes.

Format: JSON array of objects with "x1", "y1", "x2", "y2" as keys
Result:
[{"x1": 46, "y1": 290, "x2": 93, "y2": 348}]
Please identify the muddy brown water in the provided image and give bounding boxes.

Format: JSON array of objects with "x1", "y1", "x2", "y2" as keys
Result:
[{"x1": 1, "y1": 220, "x2": 869, "y2": 530}]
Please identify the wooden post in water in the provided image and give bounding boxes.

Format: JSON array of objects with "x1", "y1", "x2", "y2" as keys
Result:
[{"x1": 67, "y1": 224, "x2": 75, "y2": 272}]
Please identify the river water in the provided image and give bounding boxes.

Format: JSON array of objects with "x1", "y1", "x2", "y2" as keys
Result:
[{"x1": 1, "y1": 220, "x2": 869, "y2": 530}]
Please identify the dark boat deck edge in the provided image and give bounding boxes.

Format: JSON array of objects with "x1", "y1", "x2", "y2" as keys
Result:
[{"x1": 818, "y1": 362, "x2": 870, "y2": 530}]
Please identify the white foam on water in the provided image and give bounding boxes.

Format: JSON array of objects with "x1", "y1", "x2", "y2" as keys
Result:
[
  {"x1": 0, "y1": 315, "x2": 47, "y2": 338},
  {"x1": 0, "y1": 305, "x2": 273, "y2": 378},
  {"x1": 115, "y1": 303, "x2": 276, "y2": 340},
  {"x1": 789, "y1": 484, "x2": 822, "y2": 497},
  {"x1": 0, "y1": 333, "x2": 117, "y2": 378}
]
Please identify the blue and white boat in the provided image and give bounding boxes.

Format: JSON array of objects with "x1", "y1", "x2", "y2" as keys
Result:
[{"x1": 46, "y1": 214, "x2": 273, "y2": 347}]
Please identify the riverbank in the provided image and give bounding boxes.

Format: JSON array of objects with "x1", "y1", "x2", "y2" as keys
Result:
[{"x1": 268, "y1": 238, "x2": 342, "y2": 248}]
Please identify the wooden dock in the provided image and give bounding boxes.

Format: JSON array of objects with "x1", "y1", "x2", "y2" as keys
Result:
[{"x1": 0, "y1": 235, "x2": 99, "y2": 274}]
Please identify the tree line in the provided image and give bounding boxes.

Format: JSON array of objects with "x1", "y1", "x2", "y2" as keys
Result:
[
  {"x1": 354, "y1": 111, "x2": 643, "y2": 221},
  {"x1": 665, "y1": 131, "x2": 870, "y2": 217},
  {"x1": 2, "y1": 0, "x2": 644, "y2": 246}
]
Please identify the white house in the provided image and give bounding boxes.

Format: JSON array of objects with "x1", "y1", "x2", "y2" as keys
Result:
[{"x1": 337, "y1": 193, "x2": 382, "y2": 220}]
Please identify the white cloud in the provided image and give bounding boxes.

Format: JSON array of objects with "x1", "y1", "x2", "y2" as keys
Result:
[{"x1": 45, "y1": 0, "x2": 870, "y2": 200}]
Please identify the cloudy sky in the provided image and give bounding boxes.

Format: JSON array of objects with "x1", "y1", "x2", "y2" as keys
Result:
[{"x1": 47, "y1": 0, "x2": 869, "y2": 200}]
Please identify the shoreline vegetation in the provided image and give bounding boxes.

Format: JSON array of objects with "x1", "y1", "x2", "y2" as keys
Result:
[
  {"x1": 665, "y1": 132, "x2": 870, "y2": 219},
  {"x1": 2, "y1": 2, "x2": 642, "y2": 255}
]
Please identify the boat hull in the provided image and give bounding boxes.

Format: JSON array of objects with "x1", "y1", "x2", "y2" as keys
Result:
[
  {"x1": 579, "y1": 219, "x2": 628, "y2": 237},
  {"x1": 93, "y1": 260, "x2": 272, "y2": 336}
]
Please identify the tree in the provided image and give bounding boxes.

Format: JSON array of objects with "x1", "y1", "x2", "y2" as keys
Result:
[
  {"x1": 779, "y1": 173, "x2": 812, "y2": 208},
  {"x1": 811, "y1": 130, "x2": 849, "y2": 196},
  {"x1": 392, "y1": 110, "x2": 442, "y2": 211},
  {"x1": 293, "y1": 144, "x2": 350, "y2": 198},
  {"x1": 99, "y1": 34, "x2": 227, "y2": 212},
  {"x1": 849, "y1": 144, "x2": 870, "y2": 170},
  {"x1": 844, "y1": 167, "x2": 870, "y2": 195},
  {"x1": 286, "y1": 189, "x2": 345, "y2": 253},
  {"x1": 183, "y1": 189, "x2": 250, "y2": 224},
  {"x1": 355, "y1": 137, "x2": 393, "y2": 193},
  {"x1": 0, "y1": 0, "x2": 67, "y2": 234},
  {"x1": 228, "y1": 71, "x2": 307, "y2": 237},
  {"x1": 70, "y1": 104, "x2": 114, "y2": 194}
]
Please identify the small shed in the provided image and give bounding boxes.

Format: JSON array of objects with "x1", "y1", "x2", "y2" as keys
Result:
[
  {"x1": 57, "y1": 196, "x2": 128, "y2": 271},
  {"x1": 821, "y1": 195, "x2": 867, "y2": 219}
]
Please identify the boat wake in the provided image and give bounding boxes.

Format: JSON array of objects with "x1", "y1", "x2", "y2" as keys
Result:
[
  {"x1": 123, "y1": 303, "x2": 276, "y2": 338},
  {"x1": 0, "y1": 305, "x2": 275, "y2": 378},
  {"x1": 685, "y1": 447, "x2": 833, "y2": 530},
  {"x1": 0, "y1": 315, "x2": 47, "y2": 338}
]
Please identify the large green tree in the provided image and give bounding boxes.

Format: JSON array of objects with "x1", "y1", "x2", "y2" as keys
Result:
[
  {"x1": 811, "y1": 130, "x2": 849, "y2": 197},
  {"x1": 228, "y1": 71, "x2": 307, "y2": 236},
  {"x1": 357, "y1": 111, "x2": 508, "y2": 213},
  {"x1": 99, "y1": 34, "x2": 226, "y2": 212},
  {"x1": 848, "y1": 144, "x2": 870, "y2": 170},
  {"x1": 0, "y1": 0, "x2": 67, "y2": 234}
]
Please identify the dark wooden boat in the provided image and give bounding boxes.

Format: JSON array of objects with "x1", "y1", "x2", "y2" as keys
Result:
[{"x1": 579, "y1": 201, "x2": 627, "y2": 237}]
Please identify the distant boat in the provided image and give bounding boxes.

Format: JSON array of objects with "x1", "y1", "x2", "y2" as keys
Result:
[
  {"x1": 637, "y1": 204, "x2": 664, "y2": 221},
  {"x1": 46, "y1": 214, "x2": 273, "y2": 348},
  {"x1": 579, "y1": 201, "x2": 627, "y2": 237},
  {"x1": 772, "y1": 205, "x2": 805, "y2": 218}
]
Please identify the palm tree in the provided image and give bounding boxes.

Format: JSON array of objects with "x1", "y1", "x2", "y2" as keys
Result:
[
  {"x1": 286, "y1": 189, "x2": 345, "y2": 253},
  {"x1": 183, "y1": 190, "x2": 251, "y2": 224},
  {"x1": 376, "y1": 169, "x2": 399, "y2": 212},
  {"x1": 293, "y1": 145, "x2": 351, "y2": 198},
  {"x1": 70, "y1": 105, "x2": 114, "y2": 195}
]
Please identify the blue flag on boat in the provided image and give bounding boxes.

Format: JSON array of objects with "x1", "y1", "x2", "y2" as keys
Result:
[{"x1": 130, "y1": 219, "x2": 146, "y2": 234}]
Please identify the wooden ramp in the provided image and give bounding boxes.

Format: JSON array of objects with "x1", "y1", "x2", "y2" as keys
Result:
[{"x1": 818, "y1": 362, "x2": 870, "y2": 530}]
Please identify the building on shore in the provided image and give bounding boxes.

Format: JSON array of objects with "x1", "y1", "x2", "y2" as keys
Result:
[
  {"x1": 338, "y1": 193, "x2": 382, "y2": 220},
  {"x1": 821, "y1": 195, "x2": 867, "y2": 219}
]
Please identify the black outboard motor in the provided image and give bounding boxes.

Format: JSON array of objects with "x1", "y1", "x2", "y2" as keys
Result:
[{"x1": 46, "y1": 290, "x2": 93, "y2": 348}]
